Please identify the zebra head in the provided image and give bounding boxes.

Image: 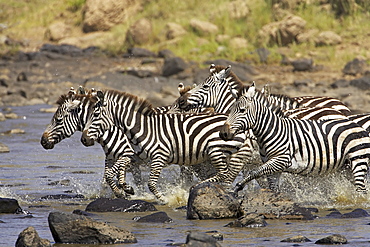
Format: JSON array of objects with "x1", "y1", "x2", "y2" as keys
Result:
[
  {"x1": 220, "y1": 82, "x2": 257, "y2": 141},
  {"x1": 81, "y1": 90, "x2": 113, "y2": 147},
  {"x1": 177, "y1": 64, "x2": 234, "y2": 112},
  {"x1": 41, "y1": 87, "x2": 87, "y2": 149}
]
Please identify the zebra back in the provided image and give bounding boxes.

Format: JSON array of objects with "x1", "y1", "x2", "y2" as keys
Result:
[{"x1": 176, "y1": 64, "x2": 351, "y2": 118}]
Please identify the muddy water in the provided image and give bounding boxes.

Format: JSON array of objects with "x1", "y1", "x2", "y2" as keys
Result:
[{"x1": 1, "y1": 104, "x2": 370, "y2": 246}]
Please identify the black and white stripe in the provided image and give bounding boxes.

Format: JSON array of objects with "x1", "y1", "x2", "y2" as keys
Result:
[
  {"x1": 40, "y1": 88, "x2": 142, "y2": 197},
  {"x1": 220, "y1": 83, "x2": 370, "y2": 194},
  {"x1": 80, "y1": 90, "x2": 250, "y2": 203}
]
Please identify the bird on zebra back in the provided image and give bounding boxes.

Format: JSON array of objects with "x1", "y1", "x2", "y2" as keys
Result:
[
  {"x1": 219, "y1": 82, "x2": 370, "y2": 195},
  {"x1": 40, "y1": 86, "x2": 143, "y2": 198},
  {"x1": 80, "y1": 89, "x2": 251, "y2": 204}
]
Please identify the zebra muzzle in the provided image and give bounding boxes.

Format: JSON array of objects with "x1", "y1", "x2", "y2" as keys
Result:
[
  {"x1": 81, "y1": 130, "x2": 95, "y2": 147},
  {"x1": 40, "y1": 132, "x2": 55, "y2": 149},
  {"x1": 219, "y1": 123, "x2": 236, "y2": 141}
]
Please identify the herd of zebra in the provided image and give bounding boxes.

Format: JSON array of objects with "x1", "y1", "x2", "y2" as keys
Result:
[{"x1": 41, "y1": 64, "x2": 370, "y2": 204}]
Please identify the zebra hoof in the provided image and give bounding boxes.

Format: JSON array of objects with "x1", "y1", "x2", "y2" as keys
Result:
[{"x1": 123, "y1": 185, "x2": 135, "y2": 195}]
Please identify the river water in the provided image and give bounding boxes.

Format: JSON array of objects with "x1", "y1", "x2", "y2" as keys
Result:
[{"x1": 1, "y1": 104, "x2": 370, "y2": 246}]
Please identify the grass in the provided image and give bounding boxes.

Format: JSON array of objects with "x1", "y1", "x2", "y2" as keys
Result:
[{"x1": 0, "y1": 0, "x2": 369, "y2": 70}]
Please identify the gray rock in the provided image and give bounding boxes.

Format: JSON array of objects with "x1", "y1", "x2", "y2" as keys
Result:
[
  {"x1": 162, "y1": 57, "x2": 188, "y2": 77},
  {"x1": 315, "y1": 31, "x2": 342, "y2": 46},
  {"x1": 134, "y1": 211, "x2": 173, "y2": 223},
  {"x1": 291, "y1": 58, "x2": 313, "y2": 72},
  {"x1": 48, "y1": 211, "x2": 137, "y2": 244},
  {"x1": 85, "y1": 198, "x2": 157, "y2": 212},
  {"x1": 343, "y1": 58, "x2": 368, "y2": 76},
  {"x1": 187, "y1": 182, "x2": 242, "y2": 220},
  {"x1": 126, "y1": 18, "x2": 152, "y2": 45},
  {"x1": 240, "y1": 190, "x2": 316, "y2": 220},
  {"x1": 0, "y1": 197, "x2": 21, "y2": 213},
  {"x1": 189, "y1": 19, "x2": 219, "y2": 35},
  {"x1": 15, "y1": 226, "x2": 51, "y2": 247},
  {"x1": 281, "y1": 235, "x2": 311, "y2": 243},
  {"x1": 350, "y1": 76, "x2": 370, "y2": 90},
  {"x1": 342, "y1": 208, "x2": 369, "y2": 218},
  {"x1": 0, "y1": 142, "x2": 9, "y2": 153},
  {"x1": 224, "y1": 212, "x2": 267, "y2": 228},
  {"x1": 315, "y1": 234, "x2": 347, "y2": 244},
  {"x1": 185, "y1": 231, "x2": 222, "y2": 247}
]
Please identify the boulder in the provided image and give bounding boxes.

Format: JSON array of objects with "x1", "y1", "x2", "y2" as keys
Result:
[
  {"x1": 291, "y1": 58, "x2": 313, "y2": 72},
  {"x1": 48, "y1": 211, "x2": 137, "y2": 244},
  {"x1": 227, "y1": 0, "x2": 250, "y2": 19},
  {"x1": 342, "y1": 58, "x2": 368, "y2": 76},
  {"x1": 85, "y1": 198, "x2": 157, "y2": 212},
  {"x1": 15, "y1": 226, "x2": 51, "y2": 247},
  {"x1": 185, "y1": 231, "x2": 222, "y2": 247},
  {"x1": 229, "y1": 37, "x2": 248, "y2": 49},
  {"x1": 125, "y1": 47, "x2": 157, "y2": 58},
  {"x1": 165, "y1": 22, "x2": 187, "y2": 40},
  {"x1": 259, "y1": 15, "x2": 306, "y2": 46},
  {"x1": 0, "y1": 142, "x2": 9, "y2": 153},
  {"x1": 315, "y1": 234, "x2": 347, "y2": 244},
  {"x1": 350, "y1": 76, "x2": 370, "y2": 90},
  {"x1": 134, "y1": 211, "x2": 173, "y2": 223},
  {"x1": 315, "y1": 31, "x2": 342, "y2": 46},
  {"x1": 224, "y1": 212, "x2": 267, "y2": 228},
  {"x1": 162, "y1": 57, "x2": 188, "y2": 77},
  {"x1": 45, "y1": 22, "x2": 71, "y2": 41},
  {"x1": 190, "y1": 19, "x2": 219, "y2": 35},
  {"x1": 341, "y1": 208, "x2": 370, "y2": 218},
  {"x1": 82, "y1": 0, "x2": 142, "y2": 32},
  {"x1": 281, "y1": 235, "x2": 311, "y2": 243},
  {"x1": 240, "y1": 190, "x2": 316, "y2": 220},
  {"x1": 126, "y1": 18, "x2": 152, "y2": 45},
  {"x1": 187, "y1": 182, "x2": 242, "y2": 220},
  {"x1": 0, "y1": 198, "x2": 22, "y2": 213}
]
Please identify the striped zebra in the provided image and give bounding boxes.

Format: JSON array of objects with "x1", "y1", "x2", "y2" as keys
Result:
[
  {"x1": 80, "y1": 89, "x2": 250, "y2": 203},
  {"x1": 176, "y1": 64, "x2": 352, "y2": 117},
  {"x1": 219, "y1": 83, "x2": 370, "y2": 194},
  {"x1": 41, "y1": 87, "x2": 141, "y2": 197}
]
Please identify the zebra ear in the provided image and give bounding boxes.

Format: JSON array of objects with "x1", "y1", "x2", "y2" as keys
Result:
[
  {"x1": 178, "y1": 82, "x2": 184, "y2": 95},
  {"x1": 97, "y1": 91, "x2": 105, "y2": 106},
  {"x1": 78, "y1": 85, "x2": 86, "y2": 95},
  {"x1": 68, "y1": 87, "x2": 76, "y2": 95},
  {"x1": 245, "y1": 82, "x2": 256, "y2": 99},
  {"x1": 224, "y1": 65, "x2": 232, "y2": 77},
  {"x1": 209, "y1": 64, "x2": 216, "y2": 73}
]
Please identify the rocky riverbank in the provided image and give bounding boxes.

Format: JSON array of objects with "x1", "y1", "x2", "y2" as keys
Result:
[{"x1": 1, "y1": 44, "x2": 369, "y2": 114}]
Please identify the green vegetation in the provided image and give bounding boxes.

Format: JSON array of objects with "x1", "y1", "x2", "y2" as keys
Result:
[{"x1": 0, "y1": 0, "x2": 369, "y2": 69}]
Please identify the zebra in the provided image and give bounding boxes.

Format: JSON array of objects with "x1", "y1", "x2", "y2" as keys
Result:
[
  {"x1": 219, "y1": 82, "x2": 370, "y2": 194},
  {"x1": 41, "y1": 87, "x2": 141, "y2": 197},
  {"x1": 79, "y1": 89, "x2": 251, "y2": 203},
  {"x1": 176, "y1": 64, "x2": 352, "y2": 116}
]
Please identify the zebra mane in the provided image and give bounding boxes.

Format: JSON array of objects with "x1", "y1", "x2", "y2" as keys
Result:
[
  {"x1": 252, "y1": 89, "x2": 286, "y2": 118},
  {"x1": 56, "y1": 90, "x2": 97, "y2": 106},
  {"x1": 104, "y1": 90, "x2": 157, "y2": 115},
  {"x1": 209, "y1": 65, "x2": 244, "y2": 90}
]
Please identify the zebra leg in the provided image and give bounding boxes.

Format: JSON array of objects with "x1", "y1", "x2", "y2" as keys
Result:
[
  {"x1": 234, "y1": 155, "x2": 291, "y2": 194},
  {"x1": 116, "y1": 157, "x2": 135, "y2": 196},
  {"x1": 104, "y1": 158, "x2": 123, "y2": 197},
  {"x1": 148, "y1": 160, "x2": 167, "y2": 203},
  {"x1": 200, "y1": 151, "x2": 230, "y2": 184},
  {"x1": 350, "y1": 158, "x2": 368, "y2": 193},
  {"x1": 225, "y1": 145, "x2": 254, "y2": 185}
]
